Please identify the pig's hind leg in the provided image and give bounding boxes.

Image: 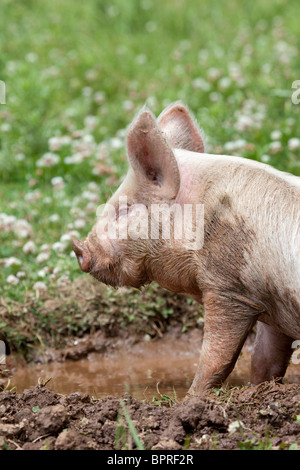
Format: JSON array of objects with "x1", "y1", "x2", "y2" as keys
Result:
[
  {"x1": 250, "y1": 321, "x2": 293, "y2": 385},
  {"x1": 187, "y1": 292, "x2": 257, "y2": 397}
]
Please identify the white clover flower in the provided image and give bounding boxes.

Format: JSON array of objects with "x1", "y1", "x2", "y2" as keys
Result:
[
  {"x1": 87, "y1": 182, "x2": 99, "y2": 192},
  {"x1": 207, "y1": 67, "x2": 222, "y2": 82},
  {"x1": 224, "y1": 139, "x2": 247, "y2": 152},
  {"x1": 14, "y1": 219, "x2": 33, "y2": 238},
  {"x1": 25, "y1": 190, "x2": 42, "y2": 202},
  {"x1": 4, "y1": 257, "x2": 22, "y2": 267},
  {"x1": 82, "y1": 86, "x2": 92, "y2": 97},
  {"x1": 37, "y1": 269, "x2": 47, "y2": 278},
  {"x1": 60, "y1": 233, "x2": 72, "y2": 243},
  {"x1": 269, "y1": 141, "x2": 282, "y2": 154},
  {"x1": 85, "y1": 201, "x2": 97, "y2": 210},
  {"x1": 110, "y1": 137, "x2": 123, "y2": 150},
  {"x1": 51, "y1": 176, "x2": 65, "y2": 189},
  {"x1": 40, "y1": 244, "x2": 50, "y2": 252},
  {"x1": 82, "y1": 190, "x2": 99, "y2": 203},
  {"x1": 16, "y1": 271, "x2": 26, "y2": 279},
  {"x1": 234, "y1": 100, "x2": 265, "y2": 132},
  {"x1": 64, "y1": 153, "x2": 84, "y2": 165},
  {"x1": 288, "y1": 138, "x2": 300, "y2": 151},
  {"x1": 85, "y1": 69, "x2": 97, "y2": 81},
  {"x1": 72, "y1": 137, "x2": 95, "y2": 158},
  {"x1": 145, "y1": 97, "x2": 157, "y2": 110},
  {"x1": 33, "y1": 281, "x2": 47, "y2": 292},
  {"x1": 48, "y1": 137, "x2": 61, "y2": 151},
  {"x1": 228, "y1": 420, "x2": 245, "y2": 434},
  {"x1": 218, "y1": 77, "x2": 232, "y2": 90},
  {"x1": 48, "y1": 135, "x2": 71, "y2": 152},
  {"x1": 270, "y1": 130, "x2": 282, "y2": 140},
  {"x1": 234, "y1": 114, "x2": 254, "y2": 132},
  {"x1": 82, "y1": 134, "x2": 95, "y2": 144},
  {"x1": 23, "y1": 240, "x2": 37, "y2": 254},
  {"x1": 49, "y1": 214, "x2": 60, "y2": 222},
  {"x1": 223, "y1": 142, "x2": 236, "y2": 152},
  {"x1": 60, "y1": 230, "x2": 80, "y2": 243},
  {"x1": 261, "y1": 154, "x2": 271, "y2": 163},
  {"x1": 0, "y1": 213, "x2": 16, "y2": 231},
  {"x1": 192, "y1": 77, "x2": 211, "y2": 91},
  {"x1": 26, "y1": 52, "x2": 38, "y2": 63},
  {"x1": 57, "y1": 276, "x2": 71, "y2": 286},
  {"x1": 1, "y1": 123, "x2": 11, "y2": 132},
  {"x1": 7, "y1": 274, "x2": 19, "y2": 285},
  {"x1": 84, "y1": 115, "x2": 98, "y2": 130},
  {"x1": 36, "y1": 252, "x2": 50, "y2": 263},
  {"x1": 67, "y1": 230, "x2": 80, "y2": 239},
  {"x1": 52, "y1": 241, "x2": 67, "y2": 252},
  {"x1": 122, "y1": 100, "x2": 134, "y2": 112},
  {"x1": 43, "y1": 197, "x2": 52, "y2": 204},
  {"x1": 74, "y1": 218, "x2": 86, "y2": 229},
  {"x1": 36, "y1": 152, "x2": 60, "y2": 168},
  {"x1": 94, "y1": 91, "x2": 106, "y2": 105},
  {"x1": 209, "y1": 92, "x2": 221, "y2": 103}
]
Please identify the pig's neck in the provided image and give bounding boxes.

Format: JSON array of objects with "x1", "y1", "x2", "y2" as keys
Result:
[
  {"x1": 144, "y1": 153, "x2": 228, "y2": 298},
  {"x1": 145, "y1": 242, "x2": 202, "y2": 298},
  {"x1": 174, "y1": 150, "x2": 231, "y2": 206}
]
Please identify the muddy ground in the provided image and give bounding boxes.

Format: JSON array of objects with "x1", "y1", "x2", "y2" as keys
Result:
[
  {"x1": 0, "y1": 381, "x2": 299, "y2": 450},
  {"x1": 0, "y1": 279, "x2": 300, "y2": 450}
]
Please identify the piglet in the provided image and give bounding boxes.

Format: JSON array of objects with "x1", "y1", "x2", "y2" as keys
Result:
[{"x1": 73, "y1": 102, "x2": 300, "y2": 396}]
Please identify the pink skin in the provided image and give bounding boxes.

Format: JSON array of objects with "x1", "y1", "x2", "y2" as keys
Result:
[{"x1": 72, "y1": 102, "x2": 300, "y2": 396}]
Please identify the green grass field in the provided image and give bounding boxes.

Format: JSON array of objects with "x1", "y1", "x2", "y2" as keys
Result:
[{"x1": 0, "y1": 0, "x2": 299, "y2": 348}]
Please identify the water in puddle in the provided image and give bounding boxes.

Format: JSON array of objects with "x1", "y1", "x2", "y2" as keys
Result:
[{"x1": 8, "y1": 332, "x2": 300, "y2": 401}]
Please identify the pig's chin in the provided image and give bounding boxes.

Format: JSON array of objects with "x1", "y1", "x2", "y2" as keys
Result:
[
  {"x1": 89, "y1": 262, "x2": 148, "y2": 289},
  {"x1": 88, "y1": 259, "x2": 122, "y2": 288},
  {"x1": 89, "y1": 270, "x2": 122, "y2": 288}
]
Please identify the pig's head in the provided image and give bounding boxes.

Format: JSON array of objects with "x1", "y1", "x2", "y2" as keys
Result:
[{"x1": 72, "y1": 103, "x2": 205, "y2": 290}]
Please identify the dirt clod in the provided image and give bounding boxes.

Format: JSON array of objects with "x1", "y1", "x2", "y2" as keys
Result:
[{"x1": 0, "y1": 381, "x2": 299, "y2": 450}]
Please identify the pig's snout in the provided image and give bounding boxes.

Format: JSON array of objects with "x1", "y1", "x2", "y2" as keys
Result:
[{"x1": 72, "y1": 239, "x2": 91, "y2": 273}]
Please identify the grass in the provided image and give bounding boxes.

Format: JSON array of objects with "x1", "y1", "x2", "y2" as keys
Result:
[
  {"x1": 118, "y1": 399, "x2": 145, "y2": 450},
  {"x1": 0, "y1": 0, "x2": 299, "y2": 352},
  {"x1": 152, "y1": 382, "x2": 178, "y2": 407}
]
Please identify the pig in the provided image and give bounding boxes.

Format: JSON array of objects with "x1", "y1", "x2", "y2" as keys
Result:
[{"x1": 72, "y1": 102, "x2": 300, "y2": 396}]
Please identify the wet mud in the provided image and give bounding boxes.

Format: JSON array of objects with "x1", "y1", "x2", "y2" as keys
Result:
[
  {"x1": 0, "y1": 380, "x2": 299, "y2": 450},
  {"x1": 1, "y1": 329, "x2": 300, "y2": 450}
]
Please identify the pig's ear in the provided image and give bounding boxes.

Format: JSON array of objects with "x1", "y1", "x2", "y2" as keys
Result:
[
  {"x1": 126, "y1": 108, "x2": 180, "y2": 200},
  {"x1": 158, "y1": 102, "x2": 206, "y2": 153}
]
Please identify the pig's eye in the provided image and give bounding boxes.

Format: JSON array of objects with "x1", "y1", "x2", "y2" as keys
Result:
[{"x1": 116, "y1": 204, "x2": 131, "y2": 220}]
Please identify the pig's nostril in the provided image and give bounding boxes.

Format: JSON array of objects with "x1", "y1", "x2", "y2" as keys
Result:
[{"x1": 72, "y1": 239, "x2": 91, "y2": 273}]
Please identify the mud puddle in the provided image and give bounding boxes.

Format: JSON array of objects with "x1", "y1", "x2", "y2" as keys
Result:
[{"x1": 8, "y1": 330, "x2": 300, "y2": 401}]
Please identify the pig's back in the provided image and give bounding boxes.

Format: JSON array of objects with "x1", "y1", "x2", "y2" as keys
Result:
[{"x1": 175, "y1": 149, "x2": 300, "y2": 335}]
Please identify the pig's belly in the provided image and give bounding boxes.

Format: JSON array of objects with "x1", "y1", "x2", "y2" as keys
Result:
[{"x1": 257, "y1": 310, "x2": 300, "y2": 339}]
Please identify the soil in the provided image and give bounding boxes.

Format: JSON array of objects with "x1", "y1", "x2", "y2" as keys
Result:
[
  {"x1": 0, "y1": 278, "x2": 300, "y2": 450},
  {"x1": 0, "y1": 380, "x2": 299, "y2": 450}
]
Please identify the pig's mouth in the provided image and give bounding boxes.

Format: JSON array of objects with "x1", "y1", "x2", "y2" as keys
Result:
[
  {"x1": 72, "y1": 238, "x2": 123, "y2": 287},
  {"x1": 72, "y1": 238, "x2": 149, "y2": 289}
]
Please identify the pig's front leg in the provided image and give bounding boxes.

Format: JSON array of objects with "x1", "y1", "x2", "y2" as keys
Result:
[
  {"x1": 250, "y1": 321, "x2": 293, "y2": 384},
  {"x1": 187, "y1": 292, "x2": 256, "y2": 397}
]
